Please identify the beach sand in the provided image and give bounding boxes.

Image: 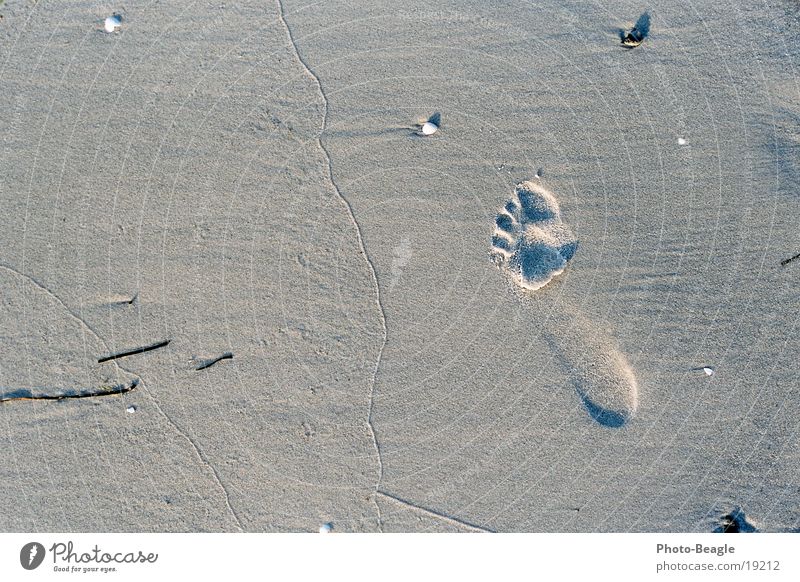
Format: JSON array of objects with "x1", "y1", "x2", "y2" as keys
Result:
[{"x1": 1, "y1": 0, "x2": 798, "y2": 532}]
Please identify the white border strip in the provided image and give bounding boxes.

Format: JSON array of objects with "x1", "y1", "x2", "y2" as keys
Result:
[{"x1": 1, "y1": 533, "x2": 796, "y2": 581}]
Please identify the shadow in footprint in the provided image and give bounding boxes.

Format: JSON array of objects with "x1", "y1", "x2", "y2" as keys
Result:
[
  {"x1": 543, "y1": 327, "x2": 637, "y2": 429},
  {"x1": 579, "y1": 394, "x2": 628, "y2": 428},
  {"x1": 558, "y1": 240, "x2": 579, "y2": 262},
  {"x1": 517, "y1": 187, "x2": 559, "y2": 222}
]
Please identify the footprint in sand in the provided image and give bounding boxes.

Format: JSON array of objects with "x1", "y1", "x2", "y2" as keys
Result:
[
  {"x1": 491, "y1": 182, "x2": 578, "y2": 290},
  {"x1": 491, "y1": 181, "x2": 638, "y2": 427}
]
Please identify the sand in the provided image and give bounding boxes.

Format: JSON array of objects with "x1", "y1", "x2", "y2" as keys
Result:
[{"x1": 1, "y1": 0, "x2": 798, "y2": 532}]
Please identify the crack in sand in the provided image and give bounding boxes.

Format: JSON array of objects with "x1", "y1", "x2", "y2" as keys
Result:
[
  {"x1": 0, "y1": 264, "x2": 244, "y2": 530},
  {"x1": 276, "y1": 0, "x2": 388, "y2": 532},
  {"x1": 376, "y1": 491, "x2": 494, "y2": 533},
  {"x1": 0, "y1": 264, "x2": 108, "y2": 348},
  {"x1": 143, "y1": 391, "x2": 246, "y2": 532}
]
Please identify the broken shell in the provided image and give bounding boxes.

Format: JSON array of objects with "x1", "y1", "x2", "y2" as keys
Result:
[
  {"x1": 319, "y1": 522, "x2": 333, "y2": 533},
  {"x1": 104, "y1": 14, "x2": 122, "y2": 33}
]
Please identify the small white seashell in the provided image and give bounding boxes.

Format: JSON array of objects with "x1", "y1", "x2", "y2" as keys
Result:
[
  {"x1": 104, "y1": 15, "x2": 122, "y2": 33},
  {"x1": 319, "y1": 522, "x2": 333, "y2": 533},
  {"x1": 703, "y1": 367, "x2": 714, "y2": 376},
  {"x1": 126, "y1": 405, "x2": 137, "y2": 413},
  {"x1": 677, "y1": 138, "x2": 687, "y2": 145},
  {"x1": 421, "y1": 121, "x2": 438, "y2": 136}
]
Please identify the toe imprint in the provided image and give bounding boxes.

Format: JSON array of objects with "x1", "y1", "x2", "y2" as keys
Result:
[{"x1": 491, "y1": 181, "x2": 578, "y2": 291}]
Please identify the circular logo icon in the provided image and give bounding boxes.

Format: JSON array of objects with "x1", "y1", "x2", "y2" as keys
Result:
[{"x1": 20, "y1": 542, "x2": 46, "y2": 570}]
